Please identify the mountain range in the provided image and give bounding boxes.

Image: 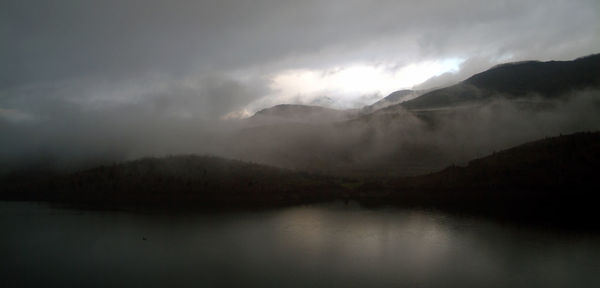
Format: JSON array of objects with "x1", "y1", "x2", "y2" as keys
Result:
[
  {"x1": 225, "y1": 54, "x2": 600, "y2": 176},
  {"x1": 2, "y1": 53, "x2": 600, "y2": 226},
  {"x1": 244, "y1": 54, "x2": 600, "y2": 124},
  {"x1": 399, "y1": 54, "x2": 600, "y2": 110},
  {"x1": 2, "y1": 132, "x2": 598, "y2": 227}
]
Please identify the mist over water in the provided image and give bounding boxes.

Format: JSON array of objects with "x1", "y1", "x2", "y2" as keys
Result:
[{"x1": 1, "y1": 202, "x2": 599, "y2": 288}]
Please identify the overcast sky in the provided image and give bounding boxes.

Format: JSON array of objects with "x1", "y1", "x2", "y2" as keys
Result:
[{"x1": 1, "y1": 0, "x2": 599, "y2": 122}]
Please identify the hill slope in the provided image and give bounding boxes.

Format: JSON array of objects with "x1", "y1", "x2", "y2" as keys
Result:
[
  {"x1": 248, "y1": 104, "x2": 357, "y2": 124},
  {"x1": 361, "y1": 90, "x2": 424, "y2": 113},
  {"x1": 2, "y1": 132, "x2": 599, "y2": 227},
  {"x1": 386, "y1": 132, "x2": 600, "y2": 225},
  {"x1": 0, "y1": 155, "x2": 345, "y2": 208},
  {"x1": 399, "y1": 54, "x2": 600, "y2": 110}
]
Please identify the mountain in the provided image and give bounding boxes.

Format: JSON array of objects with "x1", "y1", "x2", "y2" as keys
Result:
[
  {"x1": 248, "y1": 104, "x2": 358, "y2": 125},
  {"x1": 2, "y1": 132, "x2": 599, "y2": 227},
  {"x1": 361, "y1": 90, "x2": 424, "y2": 113},
  {"x1": 384, "y1": 131, "x2": 600, "y2": 226},
  {"x1": 247, "y1": 54, "x2": 600, "y2": 125},
  {"x1": 228, "y1": 55, "x2": 600, "y2": 178},
  {"x1": 398, "y1": 54, "x2": 600, "y2": 110},
  {"x1": 3, "y1": 53, "x2": 600, "y2": 227},
  {"x1": 0, "y1": 155, "x2": 346, "y2": 208}
]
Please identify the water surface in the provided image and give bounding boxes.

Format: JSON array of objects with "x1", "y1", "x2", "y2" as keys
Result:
[{"x1": 1, "y1": 201, "x2": 599, "y2": 287}]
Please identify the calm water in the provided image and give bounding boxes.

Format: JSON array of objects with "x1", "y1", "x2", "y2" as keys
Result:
[{"x1": 1, "y1": 202, "x2": 599, "y2": 288}]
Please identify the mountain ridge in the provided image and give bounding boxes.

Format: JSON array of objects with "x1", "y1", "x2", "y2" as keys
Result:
[
  {"x1": 248, "y1": 104, "x2": 358, "y2": 124},
  {"x1": 247, "y1": 53, "x2": 600, "y2": 120},
  {"x1": 397, "y1": 53, "x2": 600, "y2": 110},
  {"x1": 2, "y1": 131, "x2": 599, "y2": 228}
]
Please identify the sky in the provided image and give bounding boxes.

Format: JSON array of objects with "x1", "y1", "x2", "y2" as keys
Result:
[
  {"x1": 1, "y1": 0, "x2": 599, "y2": 121},
  {"x1": 0, "y1": 0, "x2": 599, "y2": 167}
]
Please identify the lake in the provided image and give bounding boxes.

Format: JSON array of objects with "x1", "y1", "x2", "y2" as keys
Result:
[{"x1": 1, "y1": 201, "x2": 599, "y2": 287}]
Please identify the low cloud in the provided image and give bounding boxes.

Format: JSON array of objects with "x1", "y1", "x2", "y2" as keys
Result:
[
  {"x1": 223, "y1": 89, "x2": 600, "y2": 176},
  {"x1": 1, "y1": 0, "x2": 599, "y2": 173},
  {"x1": 414, "y1": 57, "x2": 497, "y2": 90}
]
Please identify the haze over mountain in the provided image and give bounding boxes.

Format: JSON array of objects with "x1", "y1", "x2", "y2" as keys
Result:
[
  {"x1": 221, "y1": 54, "x2": 599, "y2": 176},
  {"x1": 2, "y1": 54, "x2": 599, "y2": 178},
  {"x1": 398, "y1": 54, "x2": 600, "y2": 110},
  {"x1": 246, "y1": 89, "x2": 424, "y2": 125},
  {"x1": 248, "y1": 104, "x2": 358, "y2": 125},
  {"x1": 361, "y1": 90, "x2": 425, "y2": 113},
  {"x1": 1, "y1": 1, "x2": 599, "y2": 186},
  {"x1": 2, "y1": 1, "x2": 599, "y2": 172},
  {"x1": 4, "y1": 3, "x2": 600, "y2": 288}
]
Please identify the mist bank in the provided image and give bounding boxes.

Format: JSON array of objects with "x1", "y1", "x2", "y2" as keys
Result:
[
  {"x1": 400, "y1": 53, "x2": 600, "y2": 110},
  {"x1": 2, "y1": 88, "x2": 599, "y2": 176},
  {"x1": 228, "y1": 89, "x2": 600, "y2": 176},
  {"x1": 2, "y1": 55, "x2": 600, "y2": 176}
]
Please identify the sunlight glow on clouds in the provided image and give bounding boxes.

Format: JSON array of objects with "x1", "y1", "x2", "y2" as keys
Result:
[
  {"x1": 230, "y1": 58, "x2": 463, "y2": 117},
  {"x1": 272, "y1": 59, "x2": 462, "y2": 97}
]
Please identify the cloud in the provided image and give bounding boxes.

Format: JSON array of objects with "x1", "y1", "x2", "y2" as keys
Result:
[
  {"x1": 224, "y1": 89, "x2": 600, "y2": 176},
  {"x1": 2, "y1": 0, "x2": 598, "y2": 87},
  {"x1": 1, "y1": 0, "x2": 599, "y2": 170},
  {"x1": 0, "y1": 73, "x2": 265, "y2": 120},
  {"x1": 414, "y1": 57, "x2": 497, "y2": 90},
  {"x1": 0, "y1": 107, "x2": 35, "y2": 123},
  {"x1": 0, "y1": 73, "x2": 265, "y2": 171}
]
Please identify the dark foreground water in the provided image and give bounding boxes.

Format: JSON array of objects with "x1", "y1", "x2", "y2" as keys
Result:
[{"x1": 1, "y1": 202, "x2": 599, "y2": 288}]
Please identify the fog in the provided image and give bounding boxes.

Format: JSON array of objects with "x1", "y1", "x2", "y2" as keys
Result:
[
  {"x1": 2, "y1": 85, "x2": 598, "y2": 176},
  {"x1": 1, "y1": 1, "x2": 599, "y2": 174},
  {"x1": 220, "y1": 89, "x2": 600, "y2": 176}
]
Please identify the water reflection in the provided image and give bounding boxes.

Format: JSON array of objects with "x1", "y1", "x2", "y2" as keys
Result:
[{"x1": 1, "y1": 202, "x2": 599, "y2": 287}]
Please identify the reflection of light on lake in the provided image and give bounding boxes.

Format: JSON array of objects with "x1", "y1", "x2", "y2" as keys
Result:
[
  {"x1": 275, "y1": 206, "x2": 329, "y2": 252},
  {"x1": 4, "y1": 202, "x2": 599, "y2": 287},
  {"x1": 402, "y1": 213, "x2": 453, "y2": 276},
  {"x1": 274, "y1": 205, "x2": 456, "y2": 274}
]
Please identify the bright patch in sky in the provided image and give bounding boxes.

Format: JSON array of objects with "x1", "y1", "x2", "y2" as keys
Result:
[
  {"x1": 226, "y1": 58, "x2": 464, "y2": 118},
  {"x1": 264, "y1": 58, "x2": 463, "y2": 109},
  {"x1": 275, "y1": 59, "x2": 461, "y2": 95}
]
